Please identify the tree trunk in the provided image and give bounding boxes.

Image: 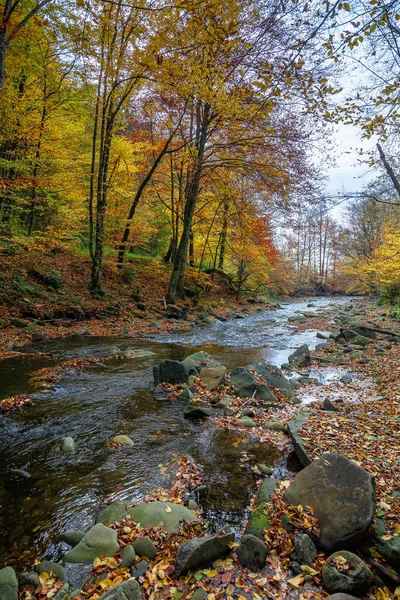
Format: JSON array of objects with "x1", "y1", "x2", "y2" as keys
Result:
[
  {"x1": 377, "y1": 143, "x2": 400, "y2": 197},
  {"x1": 0, "y1": 28, "x2": 6, "y2": 90},
  {"x1": 218, "y1": 200, "x2": 229, "y2": 270}
]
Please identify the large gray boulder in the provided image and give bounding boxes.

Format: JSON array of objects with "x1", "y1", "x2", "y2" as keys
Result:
[
  {"x1": 64, "y1": 523, "x2": 120, "y2": 563},
  {"x1": 285, "y1": 454, "x2": 375, "y2": 551},
  {"x1": 322, "y1": 551, "x2": 373, "y2": 595},
  {"x1": 288, "y1": 344, "x2": 311, "y2": 367},
  {"x1": 250, "y1": 364, "x2": 295, "y2": 398},
  {"x1": 97, "y1": 501, "x2": 198, "y2": 533},
  {"x1": 199, "y1": 366, "x2": 226, "y2": 391},
  {"x1": 174, "y1": 531, "x2": 234, "y2": 576},
  {"x1": 153, "y1": 360, "x2": 190, "y2": 386},
  {"x1": 231, "y1": 368, "x2": 276, "y2": 401},
  {"x1": 181, "y1": 352, "x2": 220, "y2": 373},
  {"x1": 0, "y1": 567, "x2": 17, "y2": 600},
  {"x1": 236, "y1": 535, "x2": 268, "y2": 570},
  {"x1": 101, "y1": 578, "x2": 140, "y2": 600}
]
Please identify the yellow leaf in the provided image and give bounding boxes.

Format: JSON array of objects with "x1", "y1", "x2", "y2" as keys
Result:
[
  {"x1": 288, "y1": 574, "x2": 304, "y2": 588},
  {"x1": 39, "y1": 572, "x2": 49, "y2": 583},
  {"x1": 343, "y1": 2, "x2": 350, "y2": 10},
  {"x1": 99, "y1": 579, "x2": 115, "y2": 590}
]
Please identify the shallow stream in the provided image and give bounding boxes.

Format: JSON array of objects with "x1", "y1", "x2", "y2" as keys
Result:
[{"x1": 0, "y1": 297, "x2": 347, "y2": 569}]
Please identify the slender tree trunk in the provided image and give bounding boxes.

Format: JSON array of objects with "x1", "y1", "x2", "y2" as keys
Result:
[
  {"x1": 27, "y1": 104, "x2": 46, "y2": 235},
  {"x1": 377, "y1": 143, "x2": 400, "y2": 197},
  {"x1": 189, "y1": 230, "x2": 194, "y2": 266},
  {"x1": 0, "y1": 28, "x2": 6, "y2": 90},
  {"x1": 218, "y1": 200, "x2": 229, "y2": 270}
]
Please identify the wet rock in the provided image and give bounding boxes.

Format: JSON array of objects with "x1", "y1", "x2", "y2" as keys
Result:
[
  {"x1": 291, "y1": 533, "x2": 317, "y2": 566},
  {"x1": 9, "y1": 468, "x2": 30, "y2": 479},
  {"x1": 32, "y1": 331, "x2": 45, "y2": 343},
  {"x1": 187, "y1": 499, "x2": 198, "y2": 511},
  {"x1": 61, "y1": 437, "x2": 76, "y2": 454},
  {"x1": 101, "y1": 578, "x2": 140, "y2": 600},
  {"x1": 323, "y1": 398, "x2": 339, "y2": 412},
  {"x1": 285, "y1": 454, "x2": 375, "y2": 551},
  {"x1": 199, "y1": 366, "x2": 226, "y2": 391},
  {"x1": 178, "y1": 388, "x2": 194, "y2": 401},
  {"x1": 112, "y1": 435, "x2": 134, "y2": 446},
  {"x1": 53, "y1": 583, "x2": 69, "y2": 600},
  {"x1": 236, "y1": 417, "x2": 257, "y2": 428},
  {"x1": 133, "y1": 536, "x2": 157, "y2": 560},
  {"x1": 36, "y1": 562, "x2": 65, "y2": 581},
  {"x1": 0, "y1": 567, "x2": 18, "y2": 600},
  {"x1": 19, "y1": 572, "x2": 40, "y2": 588},
  {"x1": 287, "y1": 412, "x2": 312, "y2": 467},
  {"x1": 288, "y1": 378, "x2": 301, "y2": 390},
  {"x1": 322, "y1": 551, "x2": 373, "y2": 595},
  {"x1": 130, "y1": 560, "x2": 148, "y2": 578},
  {"x1": 70, "y1": 590, "x2": 82, "y2": 599},
  {"x1": 236, "y1": 534, "x2": 268, "y2": 570},
  {"x1": 120, "y1": 545, "x2": 136, "y2": 568},
  {"x1": 240, "y1": 409, "x2": 255, "y2": 418},
  {"x1": 166, "y1": 305, "x2": 188, "y2": 320},
  {"x1": 64, "y1": 523, "x2": 120, "y2": 564},
  {"x1": 264, "y1": 421, "x2": 284, "y2": 431},
  {"x1": 61, "y1": 531, "x2": 86, "y2": 547},
  {"x1": 326, "y1": 595, "x2": 361, "y2": 600},
  {"x1": 153, "y1": 359, "x2": 190, "y2": 386},
  {"x1": 97, "y1": 501, "x2": 198, "y2": 533},
  {"x1": 174, "y1": 531, "x2": 234, "y2": 576},
  {"x1": 183, "y1": 405, "x2": 214, "y2": 419},
  {"x1": 288, "y1": 344, "x2": 311, "y2": 367},
  {"x1": 256, "y1": 464, "x2": 273, "y2": 476},
  {"x1": 182, "y1": 351, "x2": 220, "y2": 373},
  {"x1": 317, "y1": 332, "x2": 329, "y2": 339},
  {"x1": 246, "y1": 478, "x2": 277, "y2": 538},
  {"x1": 231, "y1": 367, "x2": 276, "y2": 401},
  {"x1": 340, "y1": 374, "x2": 352, "y2": 383}
]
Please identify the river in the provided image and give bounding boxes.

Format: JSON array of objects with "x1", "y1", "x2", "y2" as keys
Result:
[{"x1": 0, "y1": 297, "x2": 347, "y2": 570}]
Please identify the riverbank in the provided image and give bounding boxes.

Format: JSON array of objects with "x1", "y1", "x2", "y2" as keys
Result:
[{"x1": 1, "y1": 297, "x2": 399, "y2": 599}]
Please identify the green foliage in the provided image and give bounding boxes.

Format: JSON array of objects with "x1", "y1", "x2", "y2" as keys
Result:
[{"x1": 120, "y1": 266, "x2": 136, "y2": 284}]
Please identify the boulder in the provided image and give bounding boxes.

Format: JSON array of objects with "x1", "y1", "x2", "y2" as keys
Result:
[
  {"x1": 19, "y1": 572, "x2": 40, "y2": 588},
  {"x1": 246, "y1": 478, "x2": 277, "y2": 538},
  {"x1": 112, "y1": 435, "x2": 134, "y2": 446},
  {"x1": 183, "y1": 405, "x2": 214, "y2": 419},
  {"x1": 178, "y1": 388, "x2": 194, "y2": 401},
  {"x1": 97, "y1": 501, "x2": 198, "y2": 533},
  {"x1": 326, "y1": 595, "x2": 361, "y2": 600},
  {"x1": 291, "y1": 533, "x2": 317, "y2": 566},
  {"x1": 130, "y1": 560, "x2": 148, "y2": 578},
  {"x1": 36, "y1": 562, "x2": 65, "y2": 581},
  {"x1": 323, "y1": 398, "x2": 339, "y2": 412},
  {"x1": 174, "y1": 531, "x2": 234, "y2": 576},
  {"x1": 153, "y1": 360, "x2": 190, "y2": 386},
  {"x1": 288, "y1": 344, "x2": 311, "y2": 367},
  {"x1": 61, "y1": 531, "x2": 86, "y2": 547},
  {"x1": 120, "y1": 544, "x2": 136, "y2": 568},
  {"x1": 166, "y1": 305, "x2": 188, "y2": 320},
  {"x1": 32, "y1": 332, "x2": 45, "y2": 343},
  {"x1": 236, "y1": 534, "x2": 268, "y2": 570},
  {"x1": 101, "y1": 578, "x2": 140, "y2": 600},
  {"x1": 132, "y1": 536, "x2": 157, "y2": 560},
  {"x1": 0, "y1": 567, "x2": 17, "y2": 600},
  {"x1": 236, "y1": 417, "x2": 257, "y2": 428},
  {"x1": 285, "y1": 454, "x2": 375, "y2": 551},
  {"x1": 340, "y1": 374, "x2": 353, "y2": 383},
  {"x1": 61, "y1": 437, "x2": 76, "y2": 454},
  {"x1": 64, "y1": 523, "x2": 120, "y2": 563},
  {"x1": 53, "y1": 583, "x2": 69, "y2": 600},
  {"x1": 322, "y1": 551, "x2": 373, "y2": 595},
  {"x1": 286, "y1": 412, "x2": 312, "y2": 467},
  {"x1": 199, "y1": 366, "x2": 226, "y2": 391},
  {"x1": 231, "y1": 367, "x2": 276, "y2": 401},
  {"x1": 360, "y1": 517, "x2": 400, "y2": 569},
  {"x1": 182, "y1": 352, "x2": 220, "y2": 373},
  {"x1": 263, "y1": 372, "x2": 295, "y2": 398}
]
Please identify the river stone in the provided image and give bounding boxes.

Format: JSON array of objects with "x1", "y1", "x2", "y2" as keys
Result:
[
  {"x1": 286, "y1": 412, "x2": 312, "y2": 467},
  {"x1": 0, "y1": 567, "x2": 17, "y2": 600},
  {"x1": 182, "y1": 351, "x2": 219, "y2": 373},
  {"x1": 153, "y1": 360, "x2": 190, "y2": 386},
  {"x1": 246, "y1": 478, "x2": 277, "y2": 538},
  {"x1": 130, "y1": 560, "x2": 148, "y2": 578},
  {"x1": 64, "y1": 523, "x2": 120, "y2": 563},
  {"x1": 97, "y1": 501, "x2": 198, "y2": 533},
  {"x1": 62, "y1": 531, "x2": 86, "y2": 547},
  {"x1": 61, "y1": 437, "x2": 76, "y2": 454},
  {"x1": 101, "y1": 578, "x2": 140, "y2": 600},
  {"x1": 178, "y1": 387, "x2": 194, "y2": 401},
  {"x1": 292, "y1": 533, "x2": 317, "y2": 566},
  {"x1": 191, "y1": 589, "x2": 208, "y2": 600},
  {"x1": 285, "y1": 454, "x2": 375, "y2": 551},
  {"x1": 349, "y1": 325, "x2": 377, "y2": 340},
  {"x1": 288, "y1": 344, "x2": 311, "y2": 367},
  {"x1": 352, "y1": 335, "x2": 372, "y2": 346},
  {"x1": 263, "y1": 372, "x2": 295, "y2": 398},
  {"x1": 236, "y1": 534, "x2": 268, "y2": 570},
  {"x1": 120, "y1": 544, "x2": 136, "y2": 568},
  {"x1": 19, "y1": 572, "x2": 40, "y2": 588},
  {"x1": 174, "y1": 531, "x2": 235, "y2": 576},
  {"x1": 231, "y1": 367, "x2": 276, "y2": 401},
  {"x1": 322, "y1": 551, "x2": 373, "y2": 595},
  {"x1": 340, "y1": 374, "x2": 352, "y2": 383},
  {"x1": 199, "y1": 366, "x2": 226, "y2": 391},
  {"x1": 323, "y1": 398, "x2": 339, "y2": 412},
  {"x1": 236, "y1": 417, "x2": 257, "y2": 428},
  {"x1": 326, "y1": 592, "x2": 359, "y2": 600},
  {"x1": 36, "y1": 561, "x2": 65, "y2": 581},
  {"x1": 53, "y1": 583, "x2": 69, "y2": 600},
  {"x1": 9, "y1": 468, "x2": 30, "y2": 479},
  {"x1": 183, "y1": 405, "x2": 214, "y2": 419},
  {"x1": 132, "y1": 536, "x2": 157, "y2": 560},
  {"x1": 112, "y1": 435, "x2": 134, "y2": 446},
  {"x1": 361, "y1": 517, "x2": 400, "y2": 569}
]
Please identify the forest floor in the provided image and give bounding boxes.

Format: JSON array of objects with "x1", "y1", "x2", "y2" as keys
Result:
[{"x1": 0, "y1": 245, "x2": 273, "y2": 359}]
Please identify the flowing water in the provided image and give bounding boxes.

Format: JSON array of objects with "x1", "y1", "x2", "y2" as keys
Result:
[{"x1": 0, "y1": 297, "x2": 347, "y2": 570}]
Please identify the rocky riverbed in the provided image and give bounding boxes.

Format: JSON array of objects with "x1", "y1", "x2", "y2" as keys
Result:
[{"x1": 0, "y1": 297, "x2": 399, "y2": 599}]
